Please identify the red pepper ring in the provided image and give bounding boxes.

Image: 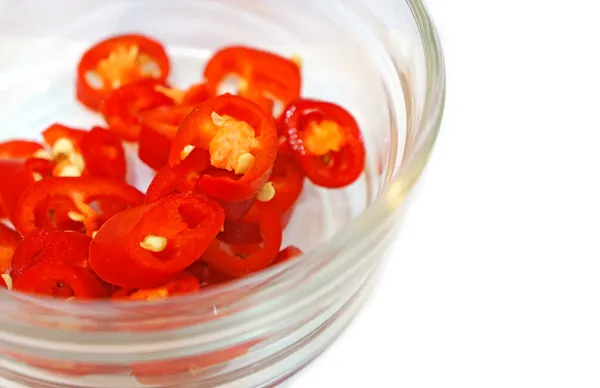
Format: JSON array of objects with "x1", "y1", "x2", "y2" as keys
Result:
[
  {"x1": 14, "y1": 177, "x2": 144, "y2": 237},
  {"x1": 138, "y1": 105, "x2": 196, "y2": 171},
  {"x1": 76, "y1": 33, "x2": 170, "y2": 112},
  {"x1": 13, "y1": 263, "x2": 108, "y2": 299},
  {"x1": 168, "y1": 94, "x2": 278, "y2": 202},
  {"x1": 204, "y1": 46, "x2": 301, "y2": 106},
  {"x1": 42, "y1": 124, "x2": 87, "y2": 149},
  {"x1": 100, "y1": 79, "x2": 174, "y2": 141},
  {"x1": 90, "y1": 193, "x2": 225, "y2": 289},
  {"x1": 111, "y1": 273, "x2": 201, "y2": 301},
  {"x1": 80, "y1": 127, "x2": 127, "y2": 180},
  {"x1": 0, "y1": 158, "x2": 53, "y2": 225},
  {"x1": 0, "y1": 140, "x2": 45, "y2": 159},
  {"x1": 202, "y1": 201, "x2": 282, "y2": 277},
  {"x1": 280, "y1": 99, "x2": 366, "y2": 188},
  {"x1": 10, "y1": 229, "x2": 92, "y2": 280},
  {"x1": 0, "y1": 223, "x2": 20, "y2": 275}
]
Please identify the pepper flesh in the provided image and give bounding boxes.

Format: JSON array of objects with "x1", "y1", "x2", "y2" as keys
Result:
[
  {"x1": 89, "y1": 193, "x2": 224, "y2": 288},
  {"x1": 14, "y1": 177, "x2": 144, "y2": 237},
  {"x1": 76, "y1": 34, "x2": 170, "y2": 111}
]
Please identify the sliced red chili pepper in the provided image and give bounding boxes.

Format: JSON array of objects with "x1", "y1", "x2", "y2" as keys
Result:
[
  {"x1": 111, "y1": 272, "x2": 200, "y2": 301},
  {"x1": 217, "y1": 155, "x2": 302, "y2": 244},
  {"x1": 153, "y1": 82, "x2": 213, "y2": 106},
  {"x1": 204, "y1": 46, "x2": 301, "y2": 106},
  {"x1": 100, "y1": 79, "x2": 174, "y2": 141},
  {"x1": 76, "y1": 34, "x2": 170, "y2": 112},
  {"x1": 138, "y1": 105, "x2": 195, "y2": 170},
  {"x1": 0, "y1": 159, "x2": 53, "y2": 224},
  {"x1": 0, "y1": 223, "x2": 20, "y2": 274},
  {"x1": 169, "y1": 94, "x2": 278, "y2": 202},
  {"x1": 42, "y1": 123, "x2": 86, "y2": 149},
  {"x1": 280, "y1": 99, "x2": 366, "y2": 188},
  {"x1": 147, "y1": 148, "x2": 254, "y2": 220},
  {"x1": 203, "y1": 201, "x2": 282, "y2": 277},
  {"x1": 15, "y1": 177, "x2": 144, "y2": 237},
  {"x1": 10, "y1": 229, "x2": 91, "y2": 280},
  {"x1": 146, "y1": 148, "x2": 211, "y2": 203},
  {"x1": 273, "y1": 246, "x2": 303, "y2": 265},
  {"x1": 217, "y1": 218, "x2": 262, "y2": 246},
  {"x1": 90, "y1": 193, "x2": 225, "y2": 288},
  {"x1": 13, "y1": 263, "x2": 107, "y2": 299},
  {"x1": 0, "y1": 140, "x2": 45, "y2": 159},
  {"x1": 269, "y1": 155, "x2": 304, "y2": 213},
  {"x1": 79, "y1": 127, "x2": 126, "y2": 180}
]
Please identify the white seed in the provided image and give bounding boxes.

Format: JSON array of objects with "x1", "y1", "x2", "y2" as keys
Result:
[
  {"x1": 220, "y1": 224, "x2": 225, "y2": 233},
  {"x1": 68, "y1": 152, "x2": 86, "y2": 171},
  {"x1": 154, "y1": 84, "x2": 184, "y2": 103},
  {"x1": 84, "y1": 71, "x2": 104, "y2": 89},
  {"x1": 139, "y1": 235, "x2": 168, "y2": 252},
  {"x1": 141, "y1": 59, "x2": 161, "y2": 78},
  {"x1": 211, "y1": 111, "x2": 227, "y2": 126},
  {"x1": 32, "y1": 172, "x2": 43, "y2": 182},
  {"x1": 58, "y1": 165, "x2": 82, "y2": 177},
  {"x1": 91, "y1": 231, "x2": 98, "y2": 239},
  {"x1": 291, "y1": 54, "x2": 303, "y2": 68},
  {"x1": 67, "y1": 211, "x2": 86, "y2": 222},
  {"x1": 256, "y1": 182, "x2": 276, "y2": 202},
  {"x1": 2, "y1": 274, "x2": 12, "y2": 290},
  {"x1": 52, "y1": 138, "x2": 74, "y2": 157},
  {"x1": 180, "y1": 145, "x2": 195, "y2": 160},
  {"x1": 33, "y1": 149, "x2": 52, "y2": 160},
  {"x1": 235, "y1": 153, "x2": 255, "y2": 175},
  {"x1": 127, "y1": 44, "x2": 140, "y2": 60}
]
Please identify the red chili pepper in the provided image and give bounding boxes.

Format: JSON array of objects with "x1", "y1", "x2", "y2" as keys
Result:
[
  {"x1": 280, "y1": 99, "x2": 366, "y2": 188},
  {"x1": 10, "y1": 229, "x2": 91, "y2": 280},
  {"x1": 153, "y1": 82, "x2": 213, "y2": 106},
  {"x1": 147, "y1": 148, "x2": 255, "y2": 220},
  {"x1": 89, "y1": 193, "x2": 225, "y2": 288},
  {"x1": 273, "y1": 246, "x2": 303, "y2": 264},
  {"x1": 13, "y1": 263, "x2": 107, "y2": 299},
  {"x1": 0, "y1": 159, "x2": 53, "y2": 224},
  {"x1": 0, "y1": 140, "x2": 45, "y2": 159},
  {"x1": 0, "y1": 223, "x2": 20, "y2": 274},
  {"x1": 203, "y1": 202, "x2": 282, "y2": 277},
  {"x1": 146, "y1": 148, "x2": 211, "y2": 203},
  {"x1": 80, "y1": 127, "x2": 126, "y2": 180},
  {"x1": 204, "y1": 46, "x2": 301, "y2": 106},
  {"x1": 138, "y1": 105, "x2": 196, "y2": 170},
  {"x1": 100, "y1": 79, "x2": 174, "y2": 141},
  {"x1": 15, "y1": 177, "x2": 144, "y2": 237},
  {"x1": 217, "y1": 155, "x2": 302, "y2": 245},
  {"x1": 169, "y1": 94, "x2": 278, "y2": 202},
  {"x1": 76, "y1": 34, "x2": 170, "y2": 112},
  {"x1": 111, "y1": 272, "x2": 200, "y2": 301},
  {"x1": 42, "y1": 123, "x2": 86, "y2": 149},
  {"x1": 269, "y1": 155, "x2": 304, "y2": 213}
]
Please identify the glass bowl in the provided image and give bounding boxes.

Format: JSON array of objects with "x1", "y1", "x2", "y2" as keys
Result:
[{"x1": 0, "y1": 0, "x2": 445, "y2": 386}]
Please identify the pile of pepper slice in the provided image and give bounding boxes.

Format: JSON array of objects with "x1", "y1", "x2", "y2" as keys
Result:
[{"x1": 0, "y1": 34, "x2": 366, "y2": 301}]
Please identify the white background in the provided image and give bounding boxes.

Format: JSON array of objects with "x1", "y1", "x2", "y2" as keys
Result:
[{"x1": 295, "y1": 0, "x2": 600, "y2": 387}]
